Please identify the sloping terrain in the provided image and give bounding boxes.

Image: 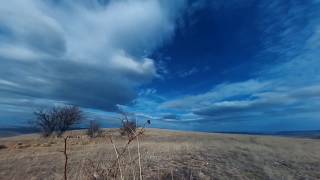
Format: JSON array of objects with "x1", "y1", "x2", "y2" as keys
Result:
[{"x1": 0, "y1": 129, "x2": 319, "y2": 180}]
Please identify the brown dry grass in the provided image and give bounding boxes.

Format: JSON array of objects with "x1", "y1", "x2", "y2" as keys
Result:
[{"x1": 0, "y1": 128, "x2": 320, "y2": 180}]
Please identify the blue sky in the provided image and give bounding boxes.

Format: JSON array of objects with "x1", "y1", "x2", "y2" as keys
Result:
[{"x1": 0, "y1": 0, "x2": 320, "y2": 132}]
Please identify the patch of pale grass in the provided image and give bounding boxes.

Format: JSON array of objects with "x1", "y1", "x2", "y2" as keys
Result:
[{"x1": 1, "y1": 129, "x2": 320, "y2": 179}]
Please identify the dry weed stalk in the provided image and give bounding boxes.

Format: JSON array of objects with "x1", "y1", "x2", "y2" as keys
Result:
[
  {"x1": 128, "y1": 145, "x2": 136, "y2": 180},
  {"x1": 109, "y1": 136, "x2": 124, "y2": 180},
  {"x1": 137, "y1": 134, "x2": 142, "y2": 180},
  {"x1": 107, "y1": 120, "x2": 150, "y2": 179},
  {"x1": 60, "y1": 120, "x2": 150, "y2": 179}
]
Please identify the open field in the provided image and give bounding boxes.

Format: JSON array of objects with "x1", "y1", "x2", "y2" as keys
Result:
[{"x1": 0, "y1": 128, "x2": 320, "y2": 180}]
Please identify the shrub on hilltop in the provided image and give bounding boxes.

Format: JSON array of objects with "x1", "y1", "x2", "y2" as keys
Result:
[{"x1": 33, "y1": 105, "x2": 83, "y2": 137}]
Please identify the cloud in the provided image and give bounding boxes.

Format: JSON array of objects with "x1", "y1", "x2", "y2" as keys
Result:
[
  {"x1": 154, "y1": 0, "x2": 320, "y2": 126},
  {"x1": 157, "y1": 78, "x2": 320, "y2": 123},
  {"x1": 160, "y1": 80, "x2": 270, "y2": 110},
  {"x1": 139, "y1": 88, "x2": 157, "y2": 96},
  {"x1": 1, "y1": 0, "x2": 319, "y2": 132},
  {"x1": 255, "y1": 0, "x2": 320, "y2": 86},
  {"x1": 0, "y1": 0, "x2": 186, "y2": 120},
  {"x1": 109, "y1": 0, "x2": 320, "y2": 132},
  {"x1": 177, "y1": 67, "x2": 198, "y2": 78},
  {"x1": 121, "y1": 80, "x2": 271, "y2": 123}
]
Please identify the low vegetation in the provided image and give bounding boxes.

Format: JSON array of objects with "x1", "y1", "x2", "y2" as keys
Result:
[
  {"x1": 86, "y1": 120, "x2": 102, "y2": 138},
  {"x1": 1, "y1": 129, "x2": 320, "y2": 179},
  {"x1": 2, "y1": 110, "x2": 319, "y2": 179},
  {"x1": 60, "y1": 119, "x2": 150, "y2": 180},
  {"x1": 33, "y1": 105, "x2": 83, "y2": 137},
  {"x1": 120, "y1": 120, "x2": 137, "y2": 137}
]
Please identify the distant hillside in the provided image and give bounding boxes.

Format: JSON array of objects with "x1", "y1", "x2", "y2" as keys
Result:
[
  {"x1": 0, "y1": 127, "x2": 38, "y2": 138},
  {"x1": 1, "y1": 126, "x2": 320, "y2": 139},
  {"x1": 213, "y1": 130, "x2": 320, "y2": 139},
  {"x1": 274, "y1": 130, "x2": 320, "y2": 139}
]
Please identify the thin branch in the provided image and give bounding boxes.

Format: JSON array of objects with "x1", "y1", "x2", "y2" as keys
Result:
[
  {"x1": 128, "y1": 145, "x2": 136, "y2": 180},
  {"x1": 137, "y1": 134, "x2": 142, "y2": 180},
  {"x1": 109, "y1": 136, "x2": 124, "y2": 180},
  {"x1": 64, "y1": 136, "x2": 69, "y2": 180},
  {"x1": 107, "y1": 122, "x2": 148, "y2": 174}
]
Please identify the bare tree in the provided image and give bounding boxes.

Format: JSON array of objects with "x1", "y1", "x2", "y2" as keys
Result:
[
  {"x1": 55, "y1": 106, "x2": 83, "y2": 136},
  {"x1": 33, "y1": 109, "x2": 57, "y2": 137},
  {"x1": 33, "y1": 105, "x2": 83, "y2": 137}
]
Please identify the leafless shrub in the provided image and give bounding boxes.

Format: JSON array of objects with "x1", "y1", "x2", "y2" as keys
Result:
[
  {"x1": 55, "y1": 106, "x2": 83, "y2": 137},
  {"x1": 54, "y1": 115, "x2": 151, "y2": 179},
  {"x1": 87, "y1": 120, "x2": 102, "y2": 138},
  {"x1": 33, "y1": 109, "x2": 57, "y2": 137},
  {"x1": 82, "y1": 119, "x2": 151, "y2": 179},
  {"x1": 120, "y1": 120, "x2": 137, "y2": 137},
  {"x1": 33, "y1": 105, "x2": 83, "y2": 137},
  {"x1": 108, "y1": 119, "x2": 150, "y2": 179}
]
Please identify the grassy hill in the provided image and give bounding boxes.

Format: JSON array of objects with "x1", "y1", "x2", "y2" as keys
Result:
[{"x1": 0, "y1": 129, "x2": 320, "y2": 179}]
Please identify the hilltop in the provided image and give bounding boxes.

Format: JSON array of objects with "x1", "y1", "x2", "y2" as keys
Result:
[{"x1": 0, "y1": 129, "x2": 319, "y2": 179}]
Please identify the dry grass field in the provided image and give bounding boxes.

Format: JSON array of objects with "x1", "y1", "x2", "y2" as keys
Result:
[{"x1": 0, "y1": 128, "x2": 320, "y2": 180}]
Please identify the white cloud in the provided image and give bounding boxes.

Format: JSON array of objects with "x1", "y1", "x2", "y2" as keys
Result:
[
  {"x1": 120, "y1": 0, "x2": 320, "y2": 126},
  {"x1": 160, "y1": 79, "x2": 270, "y2": 110},
  {"x1": 0, "y1": 0, "x2": 186, "y2": 117},
  {"x1": 159, "y1": 78, "x2": 320, "y2": 122},
  {"x1": 257, "y1": 0, "x2": 320, "y2": 87},
  {"x1": 132, "y1": 0, "x2": 320, "y2": 128}
]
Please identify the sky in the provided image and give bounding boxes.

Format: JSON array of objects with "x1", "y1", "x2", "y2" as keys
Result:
[{"x1": 0, "y1": 0, "x2": 320, "y2": 132}]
